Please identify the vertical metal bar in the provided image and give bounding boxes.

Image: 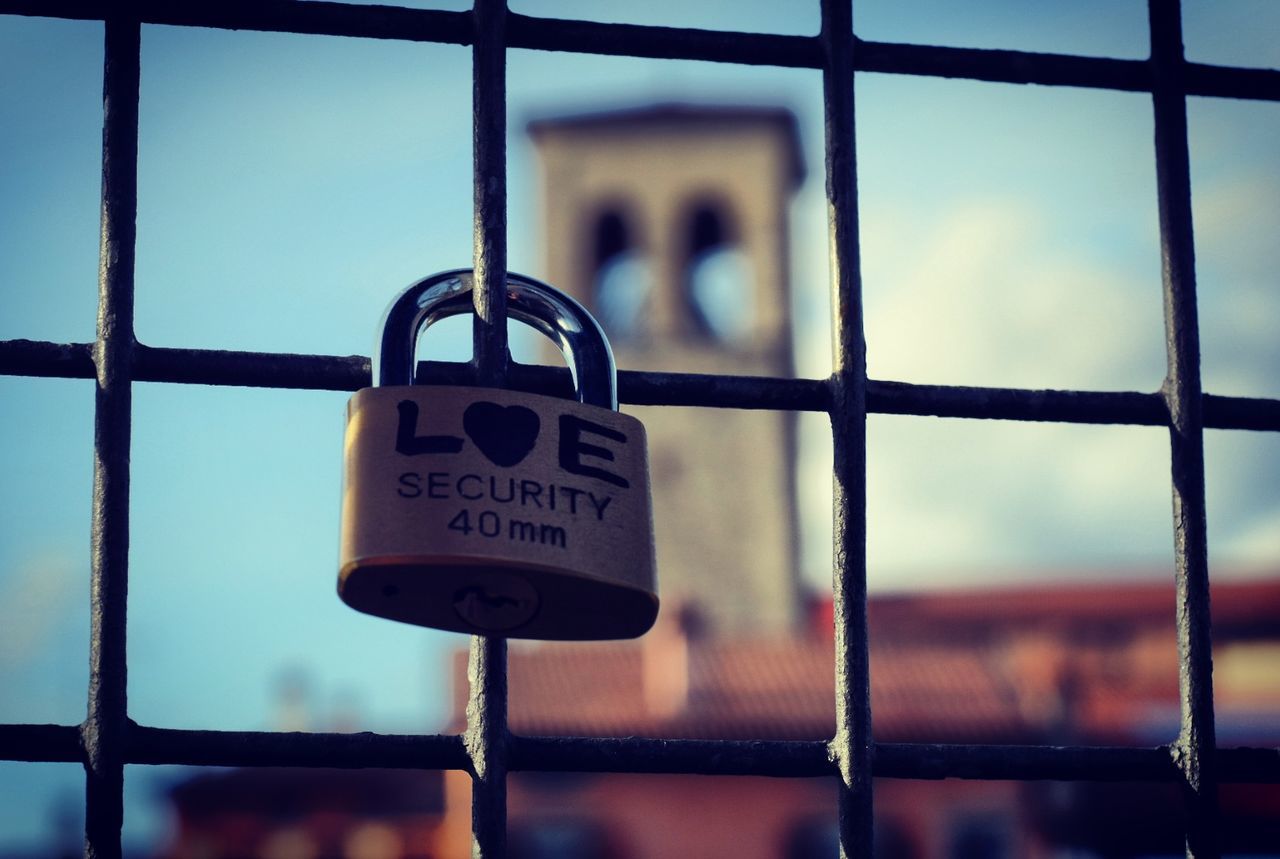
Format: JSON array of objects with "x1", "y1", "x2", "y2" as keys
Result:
[
  {"x1": 1148, "y1": 2, "x2": 1219, "y2": 857},
  {"x1": 472, "y1": 0, "x2": 510, "y2": 386},
  {"x1": 83, "y1": 13, "x2": 140, "y2": 859},
  {"x1": 465, "y1": 636, "x2": 508, "y2": 857},
  {"x1": 467, "y1": 1, "x2": 510, "y2": 856},
  {"x1": 821, "y1": 0, "x2": 873, "y2": 856}
]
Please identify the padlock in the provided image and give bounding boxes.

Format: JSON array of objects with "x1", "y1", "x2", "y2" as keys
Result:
[{"x1": 338, "y1": 269, "x2": 658, "y2": 640}]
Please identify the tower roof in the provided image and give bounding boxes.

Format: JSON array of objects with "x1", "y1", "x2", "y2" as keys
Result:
[{"x1": 527, "y1": 102, "x2": 805, "y2": 187}]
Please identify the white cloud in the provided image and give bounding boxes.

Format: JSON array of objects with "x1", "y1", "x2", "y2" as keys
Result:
[
  {"x1": 799, "y1": 184, "x2": 1278, "y2": 590},
  {"x1": 0, "y1": 552, "x2": 79, "y2": 671},
  {"x1": 1193, "y1": 172, "x2": 1280, "y2": 400},
  {"x1": 861, "y1": 195, "x2": 1166, "y2": 393},
  {"x1": 1216, "y1": 506, "x2": 1280, "y2": 569}
]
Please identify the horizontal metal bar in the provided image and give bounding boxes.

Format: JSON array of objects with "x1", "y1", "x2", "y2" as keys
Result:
[
  {"x1": 12, "y1": 727, "x2": 1272, "y2": 785},
  {"x1": 619, "y1": 367, "x2": 827, "y2": 411},
  {"x1": 136, "y1": 344, "x2": 370, "y2": 391},
  {"x1": 876, "y1": 742, "x2": 1176, "y2": 782},
  {"x1": 869, "y1": 380, "x2": 1166, "y2": 424},
  {"x1": 0, "y1": 339, "x2": 95, "y2": 379},
  {"x1": 507, "y1": 12, "x2": 820, "y2": 69},
  {"x1": 2, "y1": 724, "x2": 1275, "y2": 784},
  {"x1": 856, "y1": 40, "x2": 1149, "y2": 91},
  {"x1": 1, "y1": 340, "x2": 831, "y2": 409},
  {"x1": 1201, "y1": 392, "x2": 1280, "y2": 432},
  {"x1": 1217, "y1": 746, "x2": 1280, "y2": 784},
  {"x1": 1184, "y1": 61, "x2": 1280, "y2": 101},
  {"x1": 0, "y1": 724, "x2": 83, "y2": 763},
  {"x1": 879, "y1": 744, "x2": 1280, "y2": 784},
  {"x1": 859, "y1": 41, "x2": 1280, "y2": 102},
  {"x1": 511, "y1": 736, "x2": 833, "y2": 777},
  {"x1": 878, "y1": 744, "x2": 1279, "y2": 784},
  {"x1": 128, "y1": 725, "x2": 470, "y2": 771},
  {"x1": 0, "y1": 0, "x2": 470, "y2": 45},
  {"x1": 3, "y1": 2, "x2": 1278, "y2": 102},
  {"x1": 868, "y1": 380, "x2": 1280, "y2": 431},
  {"x1": 4, "y1": 340, "x2": 1280, "y2": 429}
]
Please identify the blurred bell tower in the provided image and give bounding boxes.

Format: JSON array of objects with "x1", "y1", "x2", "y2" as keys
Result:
[{"x1": 529, "y1": 104, "x2": 805, "y2": 635}]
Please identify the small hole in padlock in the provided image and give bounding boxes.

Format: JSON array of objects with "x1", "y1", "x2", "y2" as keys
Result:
[
  {"x1": 413, "y1": 315, "x2": 472, "y2": 366},
  {"x1": 382, "y1": 584, "x2": 400, "y2": 598},
  {"x1": 409, "y1": 315, "x2": 548, "y2": 381}
]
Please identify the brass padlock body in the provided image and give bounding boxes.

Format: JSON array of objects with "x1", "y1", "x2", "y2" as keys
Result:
[{"x1": 339, "y1": 384, "x2": 657, "y2": 639}]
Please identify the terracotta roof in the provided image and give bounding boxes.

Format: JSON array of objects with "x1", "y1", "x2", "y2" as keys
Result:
[
  {"x1": 862, "y1": 577, "x2": 1280, "y2": 639},
  {"x1": 454, "y1": 635, "x2": 1032, "y2": 743},
  {"x1": 871, "y1": 640, "x2": 1028, "y2": 741},
  {"x1": 449, "y1": 578, "x2": 1280, "y2": 746}
]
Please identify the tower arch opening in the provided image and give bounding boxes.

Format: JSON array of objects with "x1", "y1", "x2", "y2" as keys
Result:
[
  {"x1": 682, "y1": 198, "x2": 754, "y2": 343},
  {"x1": 589, "y1": 206, "x2": 651, "y2": 342}
]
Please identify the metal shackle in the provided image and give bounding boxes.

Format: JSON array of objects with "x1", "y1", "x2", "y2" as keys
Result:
[{"x1": 376, "y1": 269, "x2": 618, "y2": 410}]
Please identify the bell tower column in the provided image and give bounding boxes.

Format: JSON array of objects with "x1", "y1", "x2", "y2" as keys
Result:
[{"x1": 529, "y1": 104, "x2": 806, "y2": 635}]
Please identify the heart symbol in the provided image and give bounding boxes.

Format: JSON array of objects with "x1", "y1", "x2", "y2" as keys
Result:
[{"x1": 463, "y1": 402, "x2": 541, "y2": 467}]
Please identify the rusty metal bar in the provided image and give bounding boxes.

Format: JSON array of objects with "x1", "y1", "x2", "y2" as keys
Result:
[
  {"x1": 466, "y1": 1, "x2": 511, "y2": 855},
  {"x1": 510, "y1": 739, "x2": 1280, "y2": 783},
  {"x1": 133, "y1": 344, "x2": 370, "y2": 391},
  {"x1": 822, "y1": 0, "x2": 874, "y2": 856},
  {"x1": 506, "y1": 12, "x2": 820, "y2": 68},
  {"x1": 869, "y1": 380, "x2": 1165, "y2": 425},
  {"x1": 877, "y1": 744, "x2": 1280, "y2": 785},
  {"x1": 465, "y1": 636, "x2": 508, "y2": 857},
  {"x1": 1201, "y1": 393, "x2": 1280, "y2": 432},
  {"x1": 855, "y1": 39, "x2": 1149, "y2": 91},
  {"x1": 0, "y1": 725, "x2": 83, "y2": 763},
  {"x1": 0, "y1": 340, "x2": 98, "y2": 378},
  {"x1": 876, "y1": 743, "x2": 1178, "y2": 782},
  {"x1": 127, "y1": 725, "x2": 470, "y2": 770},
  {"x1": 82, "y1": 13, "x2": 139, "y2": 859},
  {"x1": 8, "y1": 339, "x2": 1280, "y2": 430},
  {"x1": 0, "y1": 0, "x2": 472, "y2": 44},
  {"x1": 5, "y1": 722, "x2": 1279, "y2": 785},
  {"x1": 7, "y1": 2, "x2": 1280, "y2": 104},
  {"x1": 512, "y1": 736, "x2": 833, "y2": 777},
  {"x1": 1216, "y1": 747, "x2": 1280, "y2": 784},
  {"x1": 1182, "y1": 62, "x2": 1280, "y2": 101},
  {"x1": 871, "y1": 384, "x2": 1278, "y2": 433},
  {"x1": 471, "y1": 0, "x2": 509, "y2": 387},
  {"x1": 860, "y1": 43, "x2": 1276, "y2": 101},
  {"x1": 1149, "y1": 2, "x2": 1220, "y2": 857}
]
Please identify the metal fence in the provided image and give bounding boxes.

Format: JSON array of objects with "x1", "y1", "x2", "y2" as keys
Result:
[{"x1": 2, "y1": 2, "x2": 1279, "y2": 857}]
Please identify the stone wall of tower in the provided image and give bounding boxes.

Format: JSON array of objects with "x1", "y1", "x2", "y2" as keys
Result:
[{"x1": 529, "y1": 108, "x2": 803, "y2": 635}]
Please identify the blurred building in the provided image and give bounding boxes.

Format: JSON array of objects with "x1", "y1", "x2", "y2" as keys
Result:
[
  {"x1": 158, "y1": 768, "x2": 447, "y2": 859},
  {"x1": 437, "y1": 578, "x2": 1280, "y2": 859},
  {"x1": 153, "y1": 578, "x2": 1280, "y2": 859},
  {"x1": 154, "y1": 105, "x2": 1280, "y2": 859}
]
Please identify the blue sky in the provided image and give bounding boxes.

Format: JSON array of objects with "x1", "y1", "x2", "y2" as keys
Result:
[{"x1": 2, "y1": 1, "x2": 1278, "y2": 853}]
